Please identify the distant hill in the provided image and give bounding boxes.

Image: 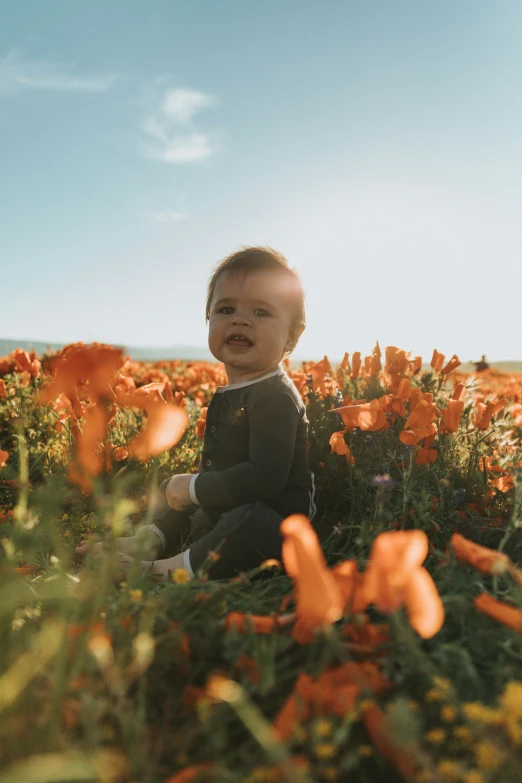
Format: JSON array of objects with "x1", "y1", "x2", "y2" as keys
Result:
[
  {"x1": 0, "y1": 338, "x2": 213, "y2": 362},
  {"x1": 1, "y1": 339, "x2": 521, "y2": 372}
]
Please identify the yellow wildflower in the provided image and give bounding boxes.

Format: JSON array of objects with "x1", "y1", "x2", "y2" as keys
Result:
[
  {"x1": 473, "y1": 740, "x2": 503, "y2": 770},
  {"x1": 313, "y1": 743, "x2": 337, "y2": 760},
  {"x1": 172, "y1": 568, "x2": 189, "y2": 584},
  {"x1": 440, "y1": 705, "x2": 457, "y2": 723},
  {"x1": 503, "y1": 717, "x2": 522, "y2": 744},
  {"x1": 424, "y1": 728, "x2": 447, "y2": 745},
  {"x1": 313, "y1": 718, "x2": 334, "y2": 737},
  {"x1": 500, "y1": 681, "x2": 522, "y2": 720},
  {"x1": 426, "y1": 688, "x2": 446, "y2": 702},
  {"x1": 452, "y1": 725, "x2": 472, "y2": 743},
  {"x1": 462, "y1": 773, "x2": 485, "y2": 783},
  {"x1": 463, "y1": 702, "x2": 501, "y2": 725},
  {"x1": 436, "y1": 760, "x2": 462, "y2": 781},
  {"x1": 129, "y1": 589, "x2": 142, "y2": 602},
  {"x1": 433, "y1": 676, "x2": 452, "y2": 693}
]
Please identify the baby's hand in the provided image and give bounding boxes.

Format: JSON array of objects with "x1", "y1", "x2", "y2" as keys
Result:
[{"x1": 165, "y1": 474, "x2": 193, "y2": 510}]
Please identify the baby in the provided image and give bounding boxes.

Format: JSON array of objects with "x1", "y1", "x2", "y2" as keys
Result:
[{"x1": 76, "y1": 246, "x2": 315, "y2": 581}]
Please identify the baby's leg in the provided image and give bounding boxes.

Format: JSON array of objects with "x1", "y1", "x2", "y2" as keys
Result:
[
  {"x1": 187, "y1": 501, "x2": 284, "y2": 580},
  {"x1": 121, "y1": 509, "x2": 214, "y2": 582}
]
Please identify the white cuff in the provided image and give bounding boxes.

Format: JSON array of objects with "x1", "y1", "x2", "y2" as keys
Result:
[
  {"x1": 141, "y1": 524, "x2": 166, "y2": 555},
  {"x1": 182, "y1": 548, "x2": 195, "y2": 579},
  {"x1": 188, "y1": 474, "x2": 200, "y2": 505}
]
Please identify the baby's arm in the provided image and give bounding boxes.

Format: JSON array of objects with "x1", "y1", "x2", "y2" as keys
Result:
[{"x1": 191, "y1": 393, "x2": 299, "y2": 507}]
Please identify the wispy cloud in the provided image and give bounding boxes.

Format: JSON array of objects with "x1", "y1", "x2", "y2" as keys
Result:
[
  {"x1": 151, "y1": 210, "x2": 191, "y2": 223},
  {"x1": 143, "y1": 87, "x2": 217, "y2": 164},
  {"x1": 162, "y1": 88, "x2": 216, "y2": 124},
  {"x1": 0, "y1": 49, "x2": 119, "y2": 96}
]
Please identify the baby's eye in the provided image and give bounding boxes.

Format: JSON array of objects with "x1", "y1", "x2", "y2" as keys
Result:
[
  {"x1": 254, "y1": 308, "x2": 269, "y2": 317},
  {"x1": 219, "y1": 306, "x2": 234, "y2": 314}
]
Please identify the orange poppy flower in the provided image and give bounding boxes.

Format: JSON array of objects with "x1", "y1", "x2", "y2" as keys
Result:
[
  {"x1": 0, "y1": 450, "x2": 8, "y2": 468},
  {"x1": 67, "y1": 403, "x2": 115, "y2": 490},
  {"x1": 0, "y1": 379, "x2": 7, "y2": 399},
  {"x1": 38, "y1": 343, "x2": 124, "y2": 410},
  {"x1": 363, "y1": 531, "x2": 444, "y2": 638},
  {"x1": 440, "y1": 399, "x2": 465, "y2": 434},
  {"x1": 351, "y1": 352, "x2": 361, "y2": 380},
  {"x1": 174, "y1": 390, "x2": 187, "y2": 408},
  {"x1": 335, "y1": 398, "x2": 389, "y2": 432},
  {"x1": 335, "y1": 352, "x2": 351, "y2": 384},
  {"x1": 308, "y1": 356, "x2": 333, "y2": 380},
  {"x1": 408, "y1": 388, "x2": 426, "y2": 414},
  {"x1": 450, "y1": 533, "x2": 509, "y2": 575},
  {"x1": 431, "y1": 350, "x2": 445, "y2": 373},
  {"x1": 329, "y1": 431, "x2": 354, "y2": 464},
  {"x1": 196, "y1": 407, "x2": 208, "y2": 439},
  {"x1": 115, "y1": 390, "x2": 188, "y2": 462},
  {"x1": 452, "y1": 382, "x2": 466, "y2": 401},
  {"x1": 234, "y1": 653, "x2": 262, "y2": 685},
  {"x1": 12, "y1": 348, "x2": 41, "y2": 378},
  {"x1": 474, "y1": 593, "x2": 522, "y2": 633},
  {"x1": 52, "y1": 393, "x2": 79, "y2": 432},
  {"x1": 441, "y1": 354, "x2": 461, "y2": 374},
  {"x1": 389, "y1": 378, "x2": 413, "y2": 416},
  {"x1": 385, "y1": 346, "x2": 410, "y2": 376},
  {"x1": 493, "y1": 475, "x2": 514, "y2": 492},
  {"x1": 341, "y1": 619, "x2": 390, "y2": 654},
  {"x1": 133, "y1": 381, "x2": 170, "y2": 403},
  {"x1": 475, "y1": 398, "x2": 507, "y2": 429},
  {"x1": 331, "y1": 559, "x2": 367, "y2": 614},
  {"x1": 400, "y1": 399, "x2": 439, "y2": 446},
  {"x1": 360, "y1": 702, "x2": 417, "y2": 781},
  {"x1": 112, "y1": 445, "x2": 128, "y2": 462},
  {"x1": 281, "y1": 514, "x2": 345, "y2": 636},
  {"x1": 273, "y1": 662, "x2": 388, "y2": 741},
  {"x1": 366, "y1": 342, "x2": 382, "y2": 377},
  {"x1": 224, "y1": 612, "x2": 278, "y2": 634},
  {"x1": 410, "y1": 356, "x2": 422, "y2": 374},
  {"x1": 416, "y1": 447, "x2": 438, "y2": 465}
]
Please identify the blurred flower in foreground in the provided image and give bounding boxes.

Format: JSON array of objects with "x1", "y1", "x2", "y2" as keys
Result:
[
  {"x1": 36, "y1": 343, "x2": 188, "y2": 491},
  {"x1": 363, "y1": 530, "x2": 444, "y2": 639},
  {"x1": 280, "y1": 516, "x2": 444, "y2": 641}
]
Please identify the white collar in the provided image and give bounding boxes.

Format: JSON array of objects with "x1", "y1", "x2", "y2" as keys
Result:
[{"x1": 217, "y1": 365, "x2": 285, "y2": 392}]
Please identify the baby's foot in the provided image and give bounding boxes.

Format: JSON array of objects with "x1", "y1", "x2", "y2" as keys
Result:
[
  {"x1": 75, "y1": 531, "x2": 162, "y2": 561},
  {"x1": 90, "y1": 551, "x2": 187, "y2": 584},
  {"x1": 141, "y1": 552, "x2": 187, "y2": 582}
]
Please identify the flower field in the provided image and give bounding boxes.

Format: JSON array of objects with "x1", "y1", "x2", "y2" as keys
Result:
[{"x1": 1, "y1": 343, "x2": 522, "y2": 783}]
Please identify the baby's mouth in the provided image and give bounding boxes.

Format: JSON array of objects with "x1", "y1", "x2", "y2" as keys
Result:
[{"x1": 226, "y1": 335, "x2": 253, "y2": 348}]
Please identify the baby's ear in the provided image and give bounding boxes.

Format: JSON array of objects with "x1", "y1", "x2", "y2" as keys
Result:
[{"x1": 285, "y1": 327, "x2": 304, "y2": 354}]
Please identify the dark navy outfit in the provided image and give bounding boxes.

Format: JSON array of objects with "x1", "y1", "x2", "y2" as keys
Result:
[{"x1": 148, "y1": 367, "x2": 316, "y2": 580}]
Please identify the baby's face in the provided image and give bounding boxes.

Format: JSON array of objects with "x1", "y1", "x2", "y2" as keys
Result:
[{"x1": 208, "y1": 269, "x2": 296, "y2": 382}]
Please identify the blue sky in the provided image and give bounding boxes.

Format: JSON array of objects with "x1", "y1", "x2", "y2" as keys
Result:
[{"x1": 1, "y1": 0, "x2": 521, "y2": 362}]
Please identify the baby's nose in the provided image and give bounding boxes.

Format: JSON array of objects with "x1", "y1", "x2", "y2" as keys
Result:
[{"x1": 231, "y1": 311, "x2": 251, "y2": 324}]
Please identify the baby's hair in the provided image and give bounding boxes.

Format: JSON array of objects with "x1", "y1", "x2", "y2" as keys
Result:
[{"x1": 205, "y1": 245, "x2": 306, "y2": 353}]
